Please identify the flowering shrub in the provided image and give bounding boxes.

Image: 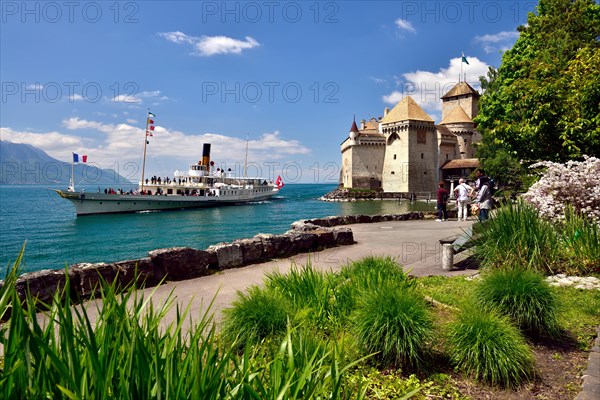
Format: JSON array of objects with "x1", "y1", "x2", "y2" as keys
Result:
[{"x1": 523, "y1": 156, "x2": 600, "y2": 224}]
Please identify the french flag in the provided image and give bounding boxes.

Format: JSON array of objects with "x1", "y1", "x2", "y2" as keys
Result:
[{"x1": 73, "y1": 153, "x2": 87, "y2": 163}]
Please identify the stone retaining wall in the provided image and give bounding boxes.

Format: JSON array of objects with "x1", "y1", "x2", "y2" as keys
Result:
[{"x1": 3, "y1": 212, "x2": 424, "y2": 315}]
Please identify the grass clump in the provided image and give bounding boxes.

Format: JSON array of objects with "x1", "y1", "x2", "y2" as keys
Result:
[
  {"x1": 265, "y1": 263, "x2": 339, "y2": 331},
  {"x1": 475, "y1": 266, "x2": 560, "y2": 337},
  {"x1": 475, "y1": 200, "x2": 561, "y2": 273},
  {"x1": 221, "y1": 285, "x2": 292, "y2": 346},
  {"x1": 339, "y1": 256, "x2": 416, "y2": 292},
  {"x1": 475, "y1": 200, "x2": 600, "y2": 274},
  {"x1": 447, "y1": 306, "x2": 535, "y2": 388},
  {"x1": 351, "y1": 282, "x2": 433, "y2": 369},
  {"x1": 559, "y1": 206, "x2": 600, "y2": 274}
]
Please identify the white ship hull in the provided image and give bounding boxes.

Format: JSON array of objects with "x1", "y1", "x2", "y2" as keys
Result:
[
  {"x1": 56, "y1": 188, "x2": 279, "y2": 216},
  {"x1": 56, "y1": 141, "x2": 283, "y2": 216}
]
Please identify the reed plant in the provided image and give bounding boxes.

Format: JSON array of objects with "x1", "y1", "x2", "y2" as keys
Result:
[
  {"x1": 0, "y1": 249, "x2": 368, "y2": 399},
  {"x1": 351, "y1": 281, "x2": 433, "y2": 368},
  {"x1": 559, "y1": 205, "x2": 600, "y2": 274},
  {"x1": 447, "y1": 306, "x2": 535, "y2": 388},
  {"x1": 475, "y1": 266, "x2": 560, "y2": 337},
  {"x1": 475, "y1": 200, "x2": 561, "y2": 273}
]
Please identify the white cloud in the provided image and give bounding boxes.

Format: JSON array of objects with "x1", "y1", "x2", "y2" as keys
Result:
[
  {"x1": 196, "y1": 36, "x2": 260, "y2": 56},
  {"x1": 69, "y1": 93, "x2": 84, "y2": 101},
  {"x1": 112, "y1": 94, "x2": 141, "y2": 103},
  {"x1": 395, "y1": 19, "x2": 416, "y2": 34},
  {"x1": 474, "y1": 30, "x2": 520, "y2": 53},
  {"x1": 3, "y1": 118, "x2": 310, "y2": 177},
  {"x1": 0, "y1": 127, "x2": 84, "y2": 153},
  {"x1": 158, "y1": 31, "x2": 260, "y2": 56},
  {"x1": 111, "y1": 89, "x2": 165, "y2": 104},
  {"x1": 158, "y1": 31, "x2": 195, "y2": 44},
  {"x1": 26, "y1": 83, "x2": 44, "y2": 90},
  {"x1": 369, "y1": 76, "x2": 386, "y2": 85},
  {"x1": 126, "y1": 119, "x2": 138, "y2": 124},
  {"x1": 382, "y1": 56, "x2": 490, "y2": 121}
]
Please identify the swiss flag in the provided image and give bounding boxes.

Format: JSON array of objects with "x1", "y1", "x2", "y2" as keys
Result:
[{"x1": 275, "y1": 175, "x2": 284, "y2": 189}]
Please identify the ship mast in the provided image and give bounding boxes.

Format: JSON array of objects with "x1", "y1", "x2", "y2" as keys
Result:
[
  {"x1": 140, "y1": 109, "x2": 151, "y2": 193},
  {"x1": 244, "y1": 134, "x2": 249, "y2": 178}
]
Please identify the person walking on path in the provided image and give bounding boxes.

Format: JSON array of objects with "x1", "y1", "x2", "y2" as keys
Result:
[
  {"x1": 475, "y1": 176, "x2": 493, "y2": 221},
  {"x1": 454, "y1": 178, "x2": 474, "y2": 221},
  {"x1": 436, "y1": 181, "x2": 449, "y2": 222}
]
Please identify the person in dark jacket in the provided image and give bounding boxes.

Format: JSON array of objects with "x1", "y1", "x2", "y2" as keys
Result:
[{"x1": 436, "y1": 181, "x2": 449, "y2": 221}]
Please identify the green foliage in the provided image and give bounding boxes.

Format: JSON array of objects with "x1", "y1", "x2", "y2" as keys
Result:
[
  {"x1": 348, "y1": 369, "x2": 469, "y2": 400},
  {"x1": 230, "y1": 326, "x2": 370, "y2": 400},
  {"x1": 417, "y1": 275, "x2": 475, "y2": 310},
  {"x1": 475, "y1": 200, "x2": 561, "y2": 273},
  {"x1": 447, "y1": 306, "x2": 535, "y2": 388},
  {"x1": 0, "y1": 252, "x2": 367, "y2": 399},
  {"x1": 266, "y1": 263, "x2": 341, "y2": 332},
  {"x1": 475, "y1": 266, "x2": 560, "y2": 337},
  {"x1": 221, "y1": 285, "x2": 292, "y2": 346},
  {"x1": 338, "y1": 256, "x2": 416, "y2": 293},
  {"x1": 351, "y1": 282, "x2": 433, "y2": 368},
  {"x1": 475, "y1": 200, "x2": 600, "y2": 274},
  {"x1": 475, "y1": 138, "x2": 531, "y2": 191},
  {"x1": 475, "y1": 0, "x2": 600, "y2": 162},
  {"x1": 554, "y1": 285, "x2": 600, "y2": 350},
  {"x1": 559, "y1": 206, "x2": 600, "y2": 274}
]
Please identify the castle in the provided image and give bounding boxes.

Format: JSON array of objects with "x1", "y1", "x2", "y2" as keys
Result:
[{"x1": 340, "y1": 81, "x2": 481, "y2": 195}]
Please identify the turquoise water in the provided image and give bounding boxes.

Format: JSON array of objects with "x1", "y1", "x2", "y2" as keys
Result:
[{"x1": 0, "y1": 184, "x2": 438, "y2": 274}]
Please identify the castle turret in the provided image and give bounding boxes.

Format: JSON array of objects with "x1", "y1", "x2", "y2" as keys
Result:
[
  {"x1": 441, "y1": 81, "x2": 480, "y2": 120},
  {"x1": 349, "y1": 119, "x2": 359, "y2": 145}
]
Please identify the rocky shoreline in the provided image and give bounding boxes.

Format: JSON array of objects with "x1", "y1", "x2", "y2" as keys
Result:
[
  {"x1": 320, "y1": 188, "x2": 434, "y2": 202},
  {"x1": 4, "y1": 212, "x2": 425, "y2": 314}
]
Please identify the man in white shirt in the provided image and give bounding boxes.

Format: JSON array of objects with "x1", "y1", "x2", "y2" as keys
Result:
[{"x1": 454, "y1": 178, "x2": 474, "y2": 221}]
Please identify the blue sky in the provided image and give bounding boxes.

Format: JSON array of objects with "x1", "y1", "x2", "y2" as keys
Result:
[{"x1": 0, "y1": 1, "x2": 532, "y2": 183}]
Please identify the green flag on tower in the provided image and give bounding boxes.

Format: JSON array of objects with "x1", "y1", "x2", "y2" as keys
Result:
[{"x1": 461, "y1": 52, "x2": 469, "y2": 65}]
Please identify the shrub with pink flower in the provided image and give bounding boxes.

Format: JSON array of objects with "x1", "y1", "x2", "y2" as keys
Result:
[{"x1": 523, "y1": 156, "x2": 600, "y2": 225}]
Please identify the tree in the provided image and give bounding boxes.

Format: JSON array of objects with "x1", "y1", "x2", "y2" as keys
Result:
[{"x1": 475, "y1": 0, "x2": 600, "y2": 163}]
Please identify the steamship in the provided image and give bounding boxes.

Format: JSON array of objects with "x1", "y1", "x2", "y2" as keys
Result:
[{"x1": 55, "y1": 143, "x2": 282, "y2": 216}]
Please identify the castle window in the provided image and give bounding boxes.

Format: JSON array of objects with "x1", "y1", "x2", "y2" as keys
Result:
[
  {"x1": 464, "y1": 138, "x2": 467, "y2": 145},
  {"x1": 391, "y1": 171, "x2": 395, "y2": 175},
  {"x1": 393, "y1": 154, "x2": 397, "y2": 160},
  {"x1": 421, "y1": 153, "x2": 424, "y2": 159},
  {"x1": 445, "y1": 154, "x2": 449, "y2": 160}
]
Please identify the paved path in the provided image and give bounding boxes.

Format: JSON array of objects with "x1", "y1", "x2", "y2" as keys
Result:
[{"x1": 112, "y1": 218, "x2": 478, "y2": 329}]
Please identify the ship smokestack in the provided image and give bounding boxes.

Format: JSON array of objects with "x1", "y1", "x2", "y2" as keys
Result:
[{"x1": 201, "y1": 143, "x2": 211, "y2": 166}]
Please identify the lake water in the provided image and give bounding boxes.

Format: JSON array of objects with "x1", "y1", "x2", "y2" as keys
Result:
[{"x1": 0, "y1": 184, "x2": 438, "y2": 274}]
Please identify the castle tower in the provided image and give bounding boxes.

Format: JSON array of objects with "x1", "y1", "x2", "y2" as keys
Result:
[
  {"x1": 439, "y1": 105, "x2": 476, "y2": 159},
  {"x1": 441, "y1": 81, "x2": 480, "y2": 121},
  {"x1": 340, "y1": 117, "x2": 385, "y2": 189},
  {"x1": 380, "y1": 96, "x2": 437, "y2": 193}
]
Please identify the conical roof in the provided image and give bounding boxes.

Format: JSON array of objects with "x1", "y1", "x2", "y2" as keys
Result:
[
  {"x1": 441, "y1": 81, "x2": 479, "y2": 99},
  {"x1": 350, "y1": 120, "x2": 359, "y2": 133},
  {"x1": 380, "y1": 96, "x2": 433, "y2": 124},
  {"x1": 440, "y1": 106, "x2": 473, "y2": 124}
]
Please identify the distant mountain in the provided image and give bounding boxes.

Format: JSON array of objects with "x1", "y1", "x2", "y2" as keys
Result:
[{"x1": 0, "y1": 141, "x2": 134, "y2": 185}]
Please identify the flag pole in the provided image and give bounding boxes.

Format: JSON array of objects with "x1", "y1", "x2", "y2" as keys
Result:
[
  {"x1": 460, "y1": 55, "x2": 463, "y2": 83},
  {"x1": 141, "y1": 109, "x2": 150, "y2": 193},
  {"x1": 69, "y1": 152, "x2": 75, "y2": 192}
]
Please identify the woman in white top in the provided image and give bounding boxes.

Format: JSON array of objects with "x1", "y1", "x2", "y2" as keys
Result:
[{"x1": 454, "y1": 178, "x2": 474, "y2": 221}]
